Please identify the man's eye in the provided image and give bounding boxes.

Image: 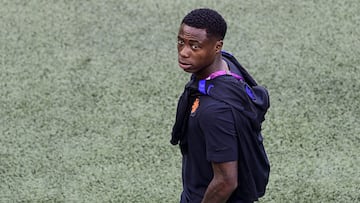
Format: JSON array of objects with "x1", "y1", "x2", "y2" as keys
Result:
[
  {"x1": 191, "y1": 44, "x2": 200, "y2": 49},
  {"x1": 178, "y1": 40, "x2": 184, "y2": 45}
]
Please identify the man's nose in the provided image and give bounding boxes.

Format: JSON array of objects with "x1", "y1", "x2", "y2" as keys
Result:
[{"x1": 179, "y1": 46, "x2": 190, "y2": 58}]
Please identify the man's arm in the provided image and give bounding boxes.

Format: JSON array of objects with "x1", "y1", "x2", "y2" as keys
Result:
[{"x1": 201, "y1": 160, "x2": 238, "y2": 203}]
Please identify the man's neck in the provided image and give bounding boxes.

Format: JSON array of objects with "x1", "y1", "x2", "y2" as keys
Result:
[{"x1": 195, "y1": 57, "x2": 229, "y2": 80}]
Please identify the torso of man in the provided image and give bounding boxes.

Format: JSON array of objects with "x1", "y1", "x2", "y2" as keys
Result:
[{"x1": 181, "y1": 94, "x2": 240, "y2": 203}]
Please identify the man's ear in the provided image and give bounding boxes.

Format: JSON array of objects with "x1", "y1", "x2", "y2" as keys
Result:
[{"x1": 215, "y1": 40, "x2": 223, "y2": 53}]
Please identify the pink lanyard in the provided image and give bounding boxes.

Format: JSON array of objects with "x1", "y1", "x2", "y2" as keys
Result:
[
  {"x1": 206, "y1": 70, "x2": 243, "y2": 81},
  {"x1": 198, "y1": 70, "x2": 244, "y2": 95}
]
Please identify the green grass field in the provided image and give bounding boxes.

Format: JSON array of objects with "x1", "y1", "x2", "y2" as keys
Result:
[{"x1": 1, "y1": 0, "x2": 359, "y2": 202}]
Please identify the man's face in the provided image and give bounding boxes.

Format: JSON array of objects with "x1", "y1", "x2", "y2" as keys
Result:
[{"x1": 177, "y1": 23, "x2": 220, "y2": 75}]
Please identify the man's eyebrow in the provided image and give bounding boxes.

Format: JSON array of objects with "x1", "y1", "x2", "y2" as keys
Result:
[
  {"x1": 189, "y1": 39, "x2": 201, "y2": 43},
  {"x1": 177, "y1": 35, "x2": 202, "y2": 43}
]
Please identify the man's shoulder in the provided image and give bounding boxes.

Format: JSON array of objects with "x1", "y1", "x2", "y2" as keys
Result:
[
  {"x1": 195, "y1": 95, "x2": 233, "y2": 121},
  {"x1": 198, "y1": 95, "x2": 232, "y2": 109}
]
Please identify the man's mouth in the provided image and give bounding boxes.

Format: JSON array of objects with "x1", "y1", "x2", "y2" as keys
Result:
[{"x1": 178, "y1": 61, "x2": 192, "y2": 70}]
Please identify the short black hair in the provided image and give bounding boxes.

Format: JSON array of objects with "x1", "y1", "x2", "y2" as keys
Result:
[{"x1": 181, "y1": 8, "x2": 227, "y2": 40}]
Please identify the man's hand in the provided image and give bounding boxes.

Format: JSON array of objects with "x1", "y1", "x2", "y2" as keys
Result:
[{"x1": 201, "y1": 161, "x2": 238, "y2": 203}]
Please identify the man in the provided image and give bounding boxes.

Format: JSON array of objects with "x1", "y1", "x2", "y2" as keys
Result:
[
  {"x1": 173, "y1": 8, "x2": 241, "y2": 203},
  {"x1": 171, "y1": 8, "x2": 270, "y2": 203}
]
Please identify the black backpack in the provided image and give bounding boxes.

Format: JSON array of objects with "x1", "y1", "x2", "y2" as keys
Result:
[{"x1": 203, "y1": 51, "x2": 271, "y2": 201}]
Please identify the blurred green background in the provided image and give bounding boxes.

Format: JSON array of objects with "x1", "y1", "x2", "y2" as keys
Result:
[{"x1": 1, "y1": 0, "x2": 359, "y2": 202}]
